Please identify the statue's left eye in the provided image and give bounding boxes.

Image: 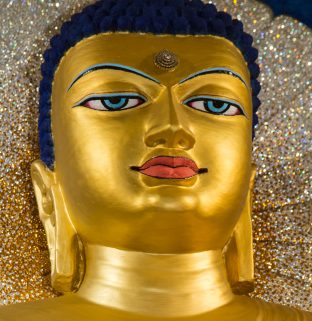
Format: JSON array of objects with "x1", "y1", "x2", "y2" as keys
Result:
[
  {"x1": 183, "y1": 96, "x2": 243, "y2": 116},
  {"x1": 77, "y1": 93, "x2": 147, "y2": 111}
]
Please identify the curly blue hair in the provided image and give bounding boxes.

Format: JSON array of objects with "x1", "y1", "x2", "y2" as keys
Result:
[{"x1": 39, "y1": 0, "x2": 261, "y2": 169}]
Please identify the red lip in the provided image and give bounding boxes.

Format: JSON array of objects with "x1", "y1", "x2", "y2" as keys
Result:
[{"x1": 137, "y1": 156, "x2": 200, "y2": 179}]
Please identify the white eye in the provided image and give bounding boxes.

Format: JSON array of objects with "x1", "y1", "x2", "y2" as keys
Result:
[
  {"x1": 184, "y1": 96, "x2": 243, "y2": 116},
  {"x1": 77, "y1": 93, "x2": 147, "y2": 111}
]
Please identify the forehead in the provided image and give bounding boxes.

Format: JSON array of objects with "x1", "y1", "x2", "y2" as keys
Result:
[{"x1": 54, "y1": 32, "x2": 250, "y2": 89}]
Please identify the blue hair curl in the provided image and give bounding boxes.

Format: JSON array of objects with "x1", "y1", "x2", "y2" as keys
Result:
[{"x1": 39, "y1": 0, "x2": 261, "y2": 169}]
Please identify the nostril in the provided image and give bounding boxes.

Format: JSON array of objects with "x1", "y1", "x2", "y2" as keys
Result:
[
  {"x1": 153, "y1": 138, "x2": 166, "y2": 147},
  {"x1": 145, "y1": 126, "x2": 195, "y2": 149},
  {"x1": 178, "y1": 139, "x2": 188, "y2": 149},
  {"x1": 177, "y1": 133, "x2": 195, "y2": 150}
]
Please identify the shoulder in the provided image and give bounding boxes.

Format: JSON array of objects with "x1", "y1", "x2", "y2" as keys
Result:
[
  {"x1": 205, "y1": 296, "x2": 312, "y2": 321},
  {"x1": 253, "y1": 298, "x2": 312, "y2": 321},
  {"x1": 0, "y1": 295, "x2": 149, "y2": 321},
  {"x1": 0, "y1": 294, "x2": 311, "y2": 321},
  {"x1": 0, "y1": 295, "x2": 85, "y2": 321},
  {"x1": 0, "y1": 298, "x2": 60, "y2": 321}
]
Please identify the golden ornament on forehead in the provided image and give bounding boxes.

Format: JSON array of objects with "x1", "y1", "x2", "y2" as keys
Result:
[{"x1": 154, "y1": 49, "x2": 179, "y2": 71}]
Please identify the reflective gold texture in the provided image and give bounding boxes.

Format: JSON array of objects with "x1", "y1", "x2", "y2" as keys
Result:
[
  {"x1": 78, "y1": 246, "x2": 234, "y2": 317},
  {"x1": 0, "y1": 247, "x2": 310, "y2": 321},
  {"x1": 0, "y1": 32, "x2": 308, "y2": 321},
  {"x1": 29, "y1": 34, "x2": 252, "y2": 317},
  {"x1": 36, "y1": 31, "x2": 255, "y2": 300},
  {"x1": 0, "y1": 0, "x2": 311, "y2": 316},
  {"x1": 31, "y1": 161, "x2": 85, "y2": 293},
  {"x1": 51, "y1": 33, "x2": 252, "y2": 255}
]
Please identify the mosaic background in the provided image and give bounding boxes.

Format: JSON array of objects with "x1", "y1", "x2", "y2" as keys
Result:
[{"x1": 0, "y1": 0, "x2": 311, "y2": 312}]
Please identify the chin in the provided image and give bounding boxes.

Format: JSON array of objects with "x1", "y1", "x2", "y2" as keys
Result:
[{"x1": 136, "y1": 186, "x2": 199, "y2": 213}]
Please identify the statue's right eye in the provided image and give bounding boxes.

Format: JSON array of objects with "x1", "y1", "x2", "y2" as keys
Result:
[{"x1": 76, "y1": 93, "x2": 147, "y2": 111}]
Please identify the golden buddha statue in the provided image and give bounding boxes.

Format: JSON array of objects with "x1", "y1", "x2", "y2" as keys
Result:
[{"x1": 0, "y1": 0, "x2": 310, "y2": 320}]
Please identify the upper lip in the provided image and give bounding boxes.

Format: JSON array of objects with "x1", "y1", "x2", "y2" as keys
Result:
[
  {"x1": 139, "y1": 156, "x2": 199, "y2": 172},
  {"x1": 130, "y1": 150, "x2": 208, "y2": 176}
]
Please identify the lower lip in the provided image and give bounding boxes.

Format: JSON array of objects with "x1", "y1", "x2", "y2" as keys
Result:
[{"x1": 139, "y1": 165, "x2": 197, "y2": 179}]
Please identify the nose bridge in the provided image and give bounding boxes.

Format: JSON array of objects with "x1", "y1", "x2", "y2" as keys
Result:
[
  {"x1": 144, "y1": 90, "x2": 195, "y2": 150},
  {"x1": 167, "y1": 91, "x2": 181, "y2": 129}
]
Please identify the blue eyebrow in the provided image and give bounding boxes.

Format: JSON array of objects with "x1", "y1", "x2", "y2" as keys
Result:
[
  {"x1": 179, "y1": 67, "x2": 247, "y2": 87},
  {"x1": 67, "y1": 63, "x2": 161, "y2": 92}
]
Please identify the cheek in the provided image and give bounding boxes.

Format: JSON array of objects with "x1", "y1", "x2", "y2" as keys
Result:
[
  {"x1": 191, "y1": 115, "x2": 252, "y2": 220},
  {"x1": 53, "y1": 108, "x2": 147, "y2": 218}
]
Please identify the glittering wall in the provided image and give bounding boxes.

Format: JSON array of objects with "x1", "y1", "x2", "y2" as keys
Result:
[{"x1": 0, "y1": 0, "x2": 311, "y2": 312}]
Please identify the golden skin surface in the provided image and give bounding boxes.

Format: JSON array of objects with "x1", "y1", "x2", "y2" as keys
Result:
[
  {"x1": 1, "y1": 33, "x2": 311, "y2": 320},
  {"x1": 52, "y1": 33, "x2": 253, "y2": 253},
  {"x1": 0, "y1": 291, "x2": 309, "y2": 321}
]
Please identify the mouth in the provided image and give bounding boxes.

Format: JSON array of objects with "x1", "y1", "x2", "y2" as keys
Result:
[{"x1": 130, "y1": 156, "x2": 208, "y2": 179}]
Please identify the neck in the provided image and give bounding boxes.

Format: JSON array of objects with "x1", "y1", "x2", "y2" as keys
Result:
[{"x1": 77, "y1": 244, "x2": 234, "y2": 317}]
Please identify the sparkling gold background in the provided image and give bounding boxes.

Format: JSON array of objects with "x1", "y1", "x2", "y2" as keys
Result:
[{"x1": 0, "y1": 0, "x2": 311, "y2": 311}]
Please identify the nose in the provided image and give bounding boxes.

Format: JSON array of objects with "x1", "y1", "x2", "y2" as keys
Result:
[{"x1": 144, "y1": 94, "x2": 195, "y2": 150}]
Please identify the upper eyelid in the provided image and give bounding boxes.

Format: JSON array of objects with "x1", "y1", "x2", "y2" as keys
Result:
[
  {"x1": 182, "y1": 95, "x2": 246, "y2": 116},
  {"x1": 175, "y1": 74, "x2": 251, "y2": 97},
  {"x1": 73, "y1": 92, "x2": 147, "y2": 107},
  {"x1": 173, "y1": 77, "x2": 251, "y2": 107}
]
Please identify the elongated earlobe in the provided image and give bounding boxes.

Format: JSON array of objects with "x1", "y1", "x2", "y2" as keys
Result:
[
  {"x1": 224, "y1": 164, "x2": 256, "y2": 295},
  {"x1": 31, "y1": 160, "x2": 85, "y2": 292}
]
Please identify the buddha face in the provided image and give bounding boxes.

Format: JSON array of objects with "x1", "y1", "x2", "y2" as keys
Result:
[{"x1": 51, "y1": 33, "x2": 252, "y2": 253}]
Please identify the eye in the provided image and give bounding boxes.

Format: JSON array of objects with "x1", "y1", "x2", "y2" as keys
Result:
[
  {"x1": 76, "y1": 93, "x2": 147, "y2": 111},
  {"x1": 183, "y1": 96, "x2": 244, "y2": 116}
]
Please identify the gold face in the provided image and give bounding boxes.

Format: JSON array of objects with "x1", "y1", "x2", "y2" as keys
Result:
[{"x1": 51, "y1": 33, "x2": 252, "y2": 253}]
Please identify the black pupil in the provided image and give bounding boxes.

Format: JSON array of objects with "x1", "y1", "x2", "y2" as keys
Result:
[
  {"x1": 212, "y1": 100, "x2": 225, "y2": 109},
  {"x1": 109, "y1": 97, "x2": 123, "y2": 104}
]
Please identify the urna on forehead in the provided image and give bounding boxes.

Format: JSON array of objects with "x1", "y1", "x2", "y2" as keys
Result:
[{"x1": 39, "y1": 0, "x2": 261, "y2": 169}]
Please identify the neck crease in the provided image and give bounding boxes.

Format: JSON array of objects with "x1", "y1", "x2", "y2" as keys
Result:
[{"x1": 77, "y1": 244, "x2": 234, "y2": 317}]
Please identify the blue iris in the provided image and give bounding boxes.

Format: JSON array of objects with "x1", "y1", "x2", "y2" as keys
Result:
[
  {"x1": 103, "y1": 97, "x2": 127, "y2": 109},
  {"x1": 206, "y1": 100, "x2": 229, "y2": 113}
]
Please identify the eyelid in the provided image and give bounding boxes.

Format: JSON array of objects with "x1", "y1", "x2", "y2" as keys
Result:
[
  {"x1": 73, "y1": 92, "x2": 148, "y2": 107},
  {"x1": 173, "y1": 75, "x2": 251, "y2": 115},
  {"x1": 65, "y1": 69, "x2": 164, "y2": 108},
  {"x1": 182, "y1": 95, "x2": 247, "y2": 117}
]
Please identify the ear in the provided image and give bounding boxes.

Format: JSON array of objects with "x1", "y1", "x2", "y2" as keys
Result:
[
  {"x1": 31, "y1": 160, "x2": 85, "y2": 292},
  {"x1": 224, "y1": 164, "x2": 256, "y2": 295}
]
